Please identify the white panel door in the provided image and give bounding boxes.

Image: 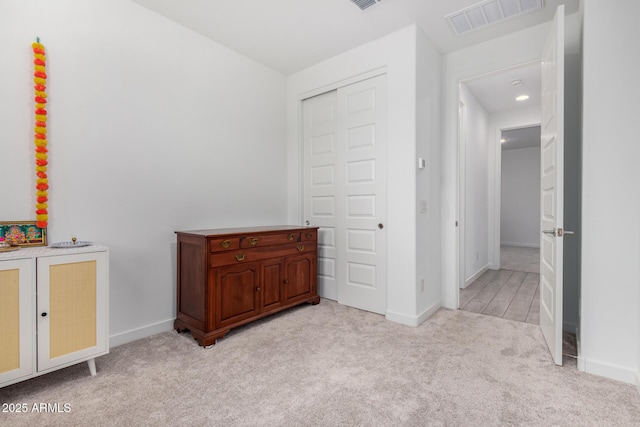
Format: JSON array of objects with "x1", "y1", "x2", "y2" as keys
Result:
[
  {"x1": 303, "y1": 74, "x2": 387, "y2": 314},
  {"x1": 540, "y1": 5, "x2": 565, "y2": 366},
  {"x1": 336, "y1": 75, "x2": 387, "y2": 314},
  {"x1": 304, "y1": 90, "x2": 339, "y2": 300}
]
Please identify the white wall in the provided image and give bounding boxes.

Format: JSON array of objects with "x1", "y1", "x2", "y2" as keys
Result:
[
  {"x1": 500, "y1": 147, "x2": 540, "y2": 247},
  {"x1": 459, "y1": 84, "x2": 490, "y2": 287},
  {"x1": 416, "y1": 27, "x2": 442, "y2": 319},
  {"x1": 0, "y1": 0, "x2": 287, "y2": 345},
  {"x1": 580, "y1": 0, "x2": 640, "y2": 384},
  {"x1": 287, "y1": 25, "x2": 440, "y2": 326}
]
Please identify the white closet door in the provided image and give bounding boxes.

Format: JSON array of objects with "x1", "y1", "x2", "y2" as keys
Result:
[
  {"x1": 303, "y1": 74, "x2": 387, "y2": 314},
  {"x1": 304, "y1": 90, "x2": 339, "y2": 300}
]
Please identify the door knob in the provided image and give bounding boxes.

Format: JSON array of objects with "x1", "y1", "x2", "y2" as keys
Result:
[
  {"x1": 305, "y1": 220, "x2": 310, "y2": 226},
  {"x1": 543, "y1": 228, "x2": 575, "y2": 237},
  {"x1": 557, "y1": 228, "x2": 575, "y2": 237},
  {"x1": 378, "y1": 223, "x2": 384, "y2": 229}
]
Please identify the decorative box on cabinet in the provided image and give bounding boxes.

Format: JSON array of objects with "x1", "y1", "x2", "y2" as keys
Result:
[
  {"x1": 0, "y1": 245, "x2": 109, "y2": 388},
  {"x1": 175, "y1": 226, "x2": 319, "y2": 346}
]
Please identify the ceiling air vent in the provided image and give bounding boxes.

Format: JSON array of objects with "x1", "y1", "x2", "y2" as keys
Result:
[
  {"x1": 351, "y1": 0, "x2": 383, "y2": 11},
  {"x1": 446, "y1": 0, "x2": 544, "y2": 36}
]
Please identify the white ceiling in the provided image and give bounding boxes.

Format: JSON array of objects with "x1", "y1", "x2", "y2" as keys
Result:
[
  {"x1": 501, "y1": 125, "x2": 541, "y2": 150},
  {"x1": 464, "y1": 61, "x2": 541, "y2": 113},
  {"x1": 130, "y1": 0, "x2": 579, "y2": 75}
]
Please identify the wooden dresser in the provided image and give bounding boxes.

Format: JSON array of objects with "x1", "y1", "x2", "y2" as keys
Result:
[{"x1": 174, "y1": 226, "x2": 320, "y2": 346}]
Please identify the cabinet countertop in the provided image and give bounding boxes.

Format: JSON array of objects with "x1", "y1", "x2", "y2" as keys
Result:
[
  {"x1": 0, "y1": 244, "x2": 108, "y2": 260},
  {"x1": 175, "y1": 225, "x2": 318, "y2": 237}
]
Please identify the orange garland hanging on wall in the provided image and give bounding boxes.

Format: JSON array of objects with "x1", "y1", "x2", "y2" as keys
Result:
[{"x1": 32, "y1": 40, "x2": 48, "y2": 228}]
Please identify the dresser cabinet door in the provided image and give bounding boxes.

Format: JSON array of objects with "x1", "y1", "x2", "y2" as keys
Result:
[
  {"x1": 0, "y1": 258, "x2": 34, "y2": 386},
  {"x1": 36, "y1": 251, "x2": 108, "y2": 372},
  {"x1": 261, "y1": 258, "x2": 283, "y2": 311},
  {"x1": 215, "y1": 263, "x2": 260, "y2": 328},
  {"x1": 283, "y1": 253, "x2": 316, "y2": 304}
]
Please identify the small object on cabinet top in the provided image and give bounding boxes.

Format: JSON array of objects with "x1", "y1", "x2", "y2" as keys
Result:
[{"x1": 50, "y1": 241, "x2": 92, "y2": 248}]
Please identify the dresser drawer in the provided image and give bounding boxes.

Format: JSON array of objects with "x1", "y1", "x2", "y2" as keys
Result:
[
  {"x1": 240, "y1": 232, "x2": 300, "y2": 248},
  {"x1": 210, "y1": 238, "x2": 240, "y2": 252},
  {"x1": 301, "y1": 229, "x2": 317, "y2": 241},
  {"x1": 210, "y1": 241, "x2": 315, "y2": 268}
]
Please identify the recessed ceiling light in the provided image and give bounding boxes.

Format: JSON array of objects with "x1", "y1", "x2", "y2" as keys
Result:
[
  {"x1": 500, "y1": 138, "x2": 507, "y2": 143},
  {"x1": 516, "y1": 95, "x2": 530, "y2": 101},
  {"x1": 511, "y1": 79, "x2": 524, "y2": 86}
]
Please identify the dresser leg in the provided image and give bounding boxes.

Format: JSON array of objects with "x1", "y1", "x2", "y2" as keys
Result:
[{"x1": 87, "y1": 359, "x2": 97, "y2": 376}]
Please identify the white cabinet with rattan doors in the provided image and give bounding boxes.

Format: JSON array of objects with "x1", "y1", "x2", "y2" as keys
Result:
[{"x1": 0, "y1": 246, "x2": 109, "y2": 388}]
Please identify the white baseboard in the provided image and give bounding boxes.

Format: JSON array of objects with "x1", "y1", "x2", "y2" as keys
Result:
[
  {"x1": 463, "y1": 265, "x2": 489, "y2": 289},
  {"x1": 500, "y1": 241, "x2": 540, "y2": 248},
  {"x1": 109, "y1": 318, "x2": 175, "y2": 348},
  {"x1": 635, "y1": 372, "x2": 640, "y2": 397},
  {"x1": 578, "y1": 356, "x2": 637, "y2": 385},
  {"x1": 386, "y1": 301, "x2": 440, "y2": 327},
  {"x1": 417, "y1": 301, "x2": 441, "y2": 325}
]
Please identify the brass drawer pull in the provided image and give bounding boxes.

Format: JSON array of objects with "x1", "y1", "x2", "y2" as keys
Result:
[
  {"x1": 235, "y1": 253, "x2": 246, "y2": 262},
  {"x1": 305, "y1": 232, "x2": 313, "y2": 239},
  {"x1": 249, "y1": 237, "x2": 259, "y2": 246},
  {"x1": 297, "y1": 244, "x2": 304, "y2": 252},
  {"x1": 256, "y1": 287, "x2": 261, "y2": 292},
  {"x1": 220, "y1": 240, "x2": 231, "y2": 249},
  {"x1": 288, "y1": 233, "x2": 295, "y2": 241}
]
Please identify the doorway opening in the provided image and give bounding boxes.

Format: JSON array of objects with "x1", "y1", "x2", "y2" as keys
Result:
[
  {"x1": 460, "y1": 124, "x2": 545, "y2": 313},
  {"x1": 461, "y1": 125, "x2": 542, "y2": 322}
]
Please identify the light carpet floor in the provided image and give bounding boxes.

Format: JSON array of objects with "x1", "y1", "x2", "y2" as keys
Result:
[{"x1": 2, "y1": 300, "x2": 639, "y2": 426}]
